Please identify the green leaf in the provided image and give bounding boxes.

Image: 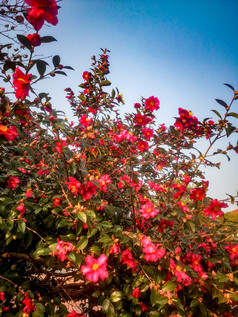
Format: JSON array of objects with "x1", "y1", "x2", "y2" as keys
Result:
[
  {"x1": 227, "y1": 112, "x2": 238, "y2": 119},
  {"x1": 78, "y1": 211, "x2": 87, "y2": 223},
  {"x1": 17, "y1": 34, "x2": 32, "y2": 50},
  {"x1": 110, "y1": 291, "x2": 123, "y2": 302},
  {"x1": 90, "y1": 245, "x2": 101, "y2": 255},
  {"x1": 162, "y1": 281, "x2": 177, "y2": 292},
  {"x1": 67, "y1": 252, "x2": 76, "y2": 263},
  {"x1": 215, "y1": 99, "x2": 227, "y2": 108},
  {"x1": 149, "y1": 311, "x2": 160, "y2": 317},
  {"x1": 211, "y1": 109, "x2": 222, "y2": 119},
  {"x1": 18, "y1": 220, "x2": 26, "y2": 233},
  {"x1": 101, "y1": 80, "x2": 111, "y2": 86},
  {"x1": 150, "y1": 288, "x2": 159, "y2": 307},
  {"x1": 35, "y1": 302, "x2": 46, "y2": 313},
  {"x1": 41, "y1": 36, "x2": 57, "y2": 43},
  {"x1": 53, "y1": 55, "x2": 60, "y2": 68},
  {"x1": 77, "y1": 236, "x2": 88, "y2": 250},
  {"x1": 98, "y1": 235, "x2": 113, "y2": 244},
  {"x1": 102, "y1": 298, "x2": 111, "y2": 313}
]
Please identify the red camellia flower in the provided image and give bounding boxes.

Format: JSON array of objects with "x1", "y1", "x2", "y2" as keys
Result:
[
  {"x1": 24, "y1": 0, "x2": 58, "y2": 31},
  {"x1": 79, "y1": 114, "x2": 93, "y2": 127},
  {"x1": 142, "y1": 128, "x2": 154, "y2": 140},
  {"x1": 203, "y1": 199, "x2": 228, "y2": 220},
  {"x1": 137, "y1": 140, "x2": 149, "y2": 152},
  {"x1": 121, "y1": 249, "x2": 137, "y2": 272},
  {"x1": 134, "y1": 114, "x2": 148, "y2": 127},
  {"x1": 82, "y1": 71, "x2": 92, "y2": 81},
  {"x1": 12, "y1": 67, "x2": 32, "y2": 100},
  {"x1": 22, "y1": 292, "x2": 36, "y2": 314},
  {"x1": 131, "y1": 288, "x2": 142, "y2": 299},
  {"x1": 144, "y1": 96, "x2": 160, "y2": 111},
  {"x1": 81, "y1": 254, "x2": 108, "y2": 282},
  {"x1": 67, "y1": 311, "x2": 85, "y2": 317},
  {"x1": 66, "y1": 177, "x2": 82, "y2": 195},
  {"x1": 225, "y1": 243, "x2": 238, "y2": 260},
  {"x1": 0, "y1": 291, "x2": 5, "y2": 301},
  {"x1": 27, "y1": 33, "x2": 41, "y2": 46},
  {"x1": 7, "y1": 176, "x2": 20, "y2": 189},
  {"x1": 0, "y1": 125, "x2": 19, "y2": 141},
  {"x1": 174, "y1": 108, "x2": 199, "y2": 131}
]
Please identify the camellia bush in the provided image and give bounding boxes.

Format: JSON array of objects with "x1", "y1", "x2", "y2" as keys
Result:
[{"x1": 0, "y1": 1, "x2": 238, "y2": 316}]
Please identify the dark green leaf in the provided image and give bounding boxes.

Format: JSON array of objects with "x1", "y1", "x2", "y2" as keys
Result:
[
  {"x1": 63, "y1": 66, "x2": 74, "y2": 70},
  {"x1": 17, "y1": 34, "x2": 32, "y2": 50},
  {"x1": 54, "y1": 71, "x2": 67, "y2": 76},
  {"x1": 223, "y1": 83, "x2": 234, "y2": 91},
  {"x1": 36, "y1": 60, "x2": 48, "y2": 76},
  {"x1": 53, "y1": 55, "x2": 60, "y2": 68},
  {"x1": 215, "y1": 99, "x2": 227, "y2": 108},
  {"x1": 41, "y1": 36, "x2": 57, "y2": 43}
]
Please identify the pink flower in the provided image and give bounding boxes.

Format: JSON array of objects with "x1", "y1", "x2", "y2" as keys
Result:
[
  {"x1": 203, "y1": 199, "x2": 228, "y2": 220},
  {"x1": 98, "y1": 174, "x2": 111, "y2": 192},
  {"x1": 27, "y1": 33, "x2": 41, "y2": 46},
  {"x1": 17, "y1": 203, "x2": 26, "y2": 216},
  {"x1": 139, "y1": 201, "x2": 160, "y2": 219},
  {"x1": 81, "y1": 254, "x2": 108, "y2": 282},
  {"x1": 141, "y1": 236, "x2": 165, "y2": 262},
  {"x1": 170, "y1": 259, "x2": 191, "y2": 286},
  {"x1": 55, "y1": 238, "x2": 74, "y2": 262},
  {"x1": 12, "y1": 67, "x2": 32, "y2": 100},
  {"x1": 24, "y1": 0, "x2": 58, "y2": 31},
  {"x1": 144, "y1": 96, "x2": 160, "y2": 111}
]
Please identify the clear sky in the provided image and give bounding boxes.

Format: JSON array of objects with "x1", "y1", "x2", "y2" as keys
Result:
[{"x1": 32, "y1": 0, "x2": 238, "y2": 210}]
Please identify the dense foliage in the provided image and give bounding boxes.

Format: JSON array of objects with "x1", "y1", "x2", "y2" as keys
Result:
[{"x1": 0, "y1": 1, "x2": 238, "y2": 316}]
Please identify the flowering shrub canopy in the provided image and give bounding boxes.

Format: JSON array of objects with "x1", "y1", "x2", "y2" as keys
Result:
[{"x1": 0, "y1": 1, "x2": 238, "y2": 316}]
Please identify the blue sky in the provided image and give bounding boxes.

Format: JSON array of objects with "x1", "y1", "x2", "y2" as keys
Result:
[{"x1": 35, "y1": 0, "x2": 238, "y2": 209}]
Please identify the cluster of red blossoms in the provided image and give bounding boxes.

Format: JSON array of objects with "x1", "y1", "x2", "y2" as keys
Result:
[{"x1": 24, "y1": 0, "x2": 58, "y2": 31}]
